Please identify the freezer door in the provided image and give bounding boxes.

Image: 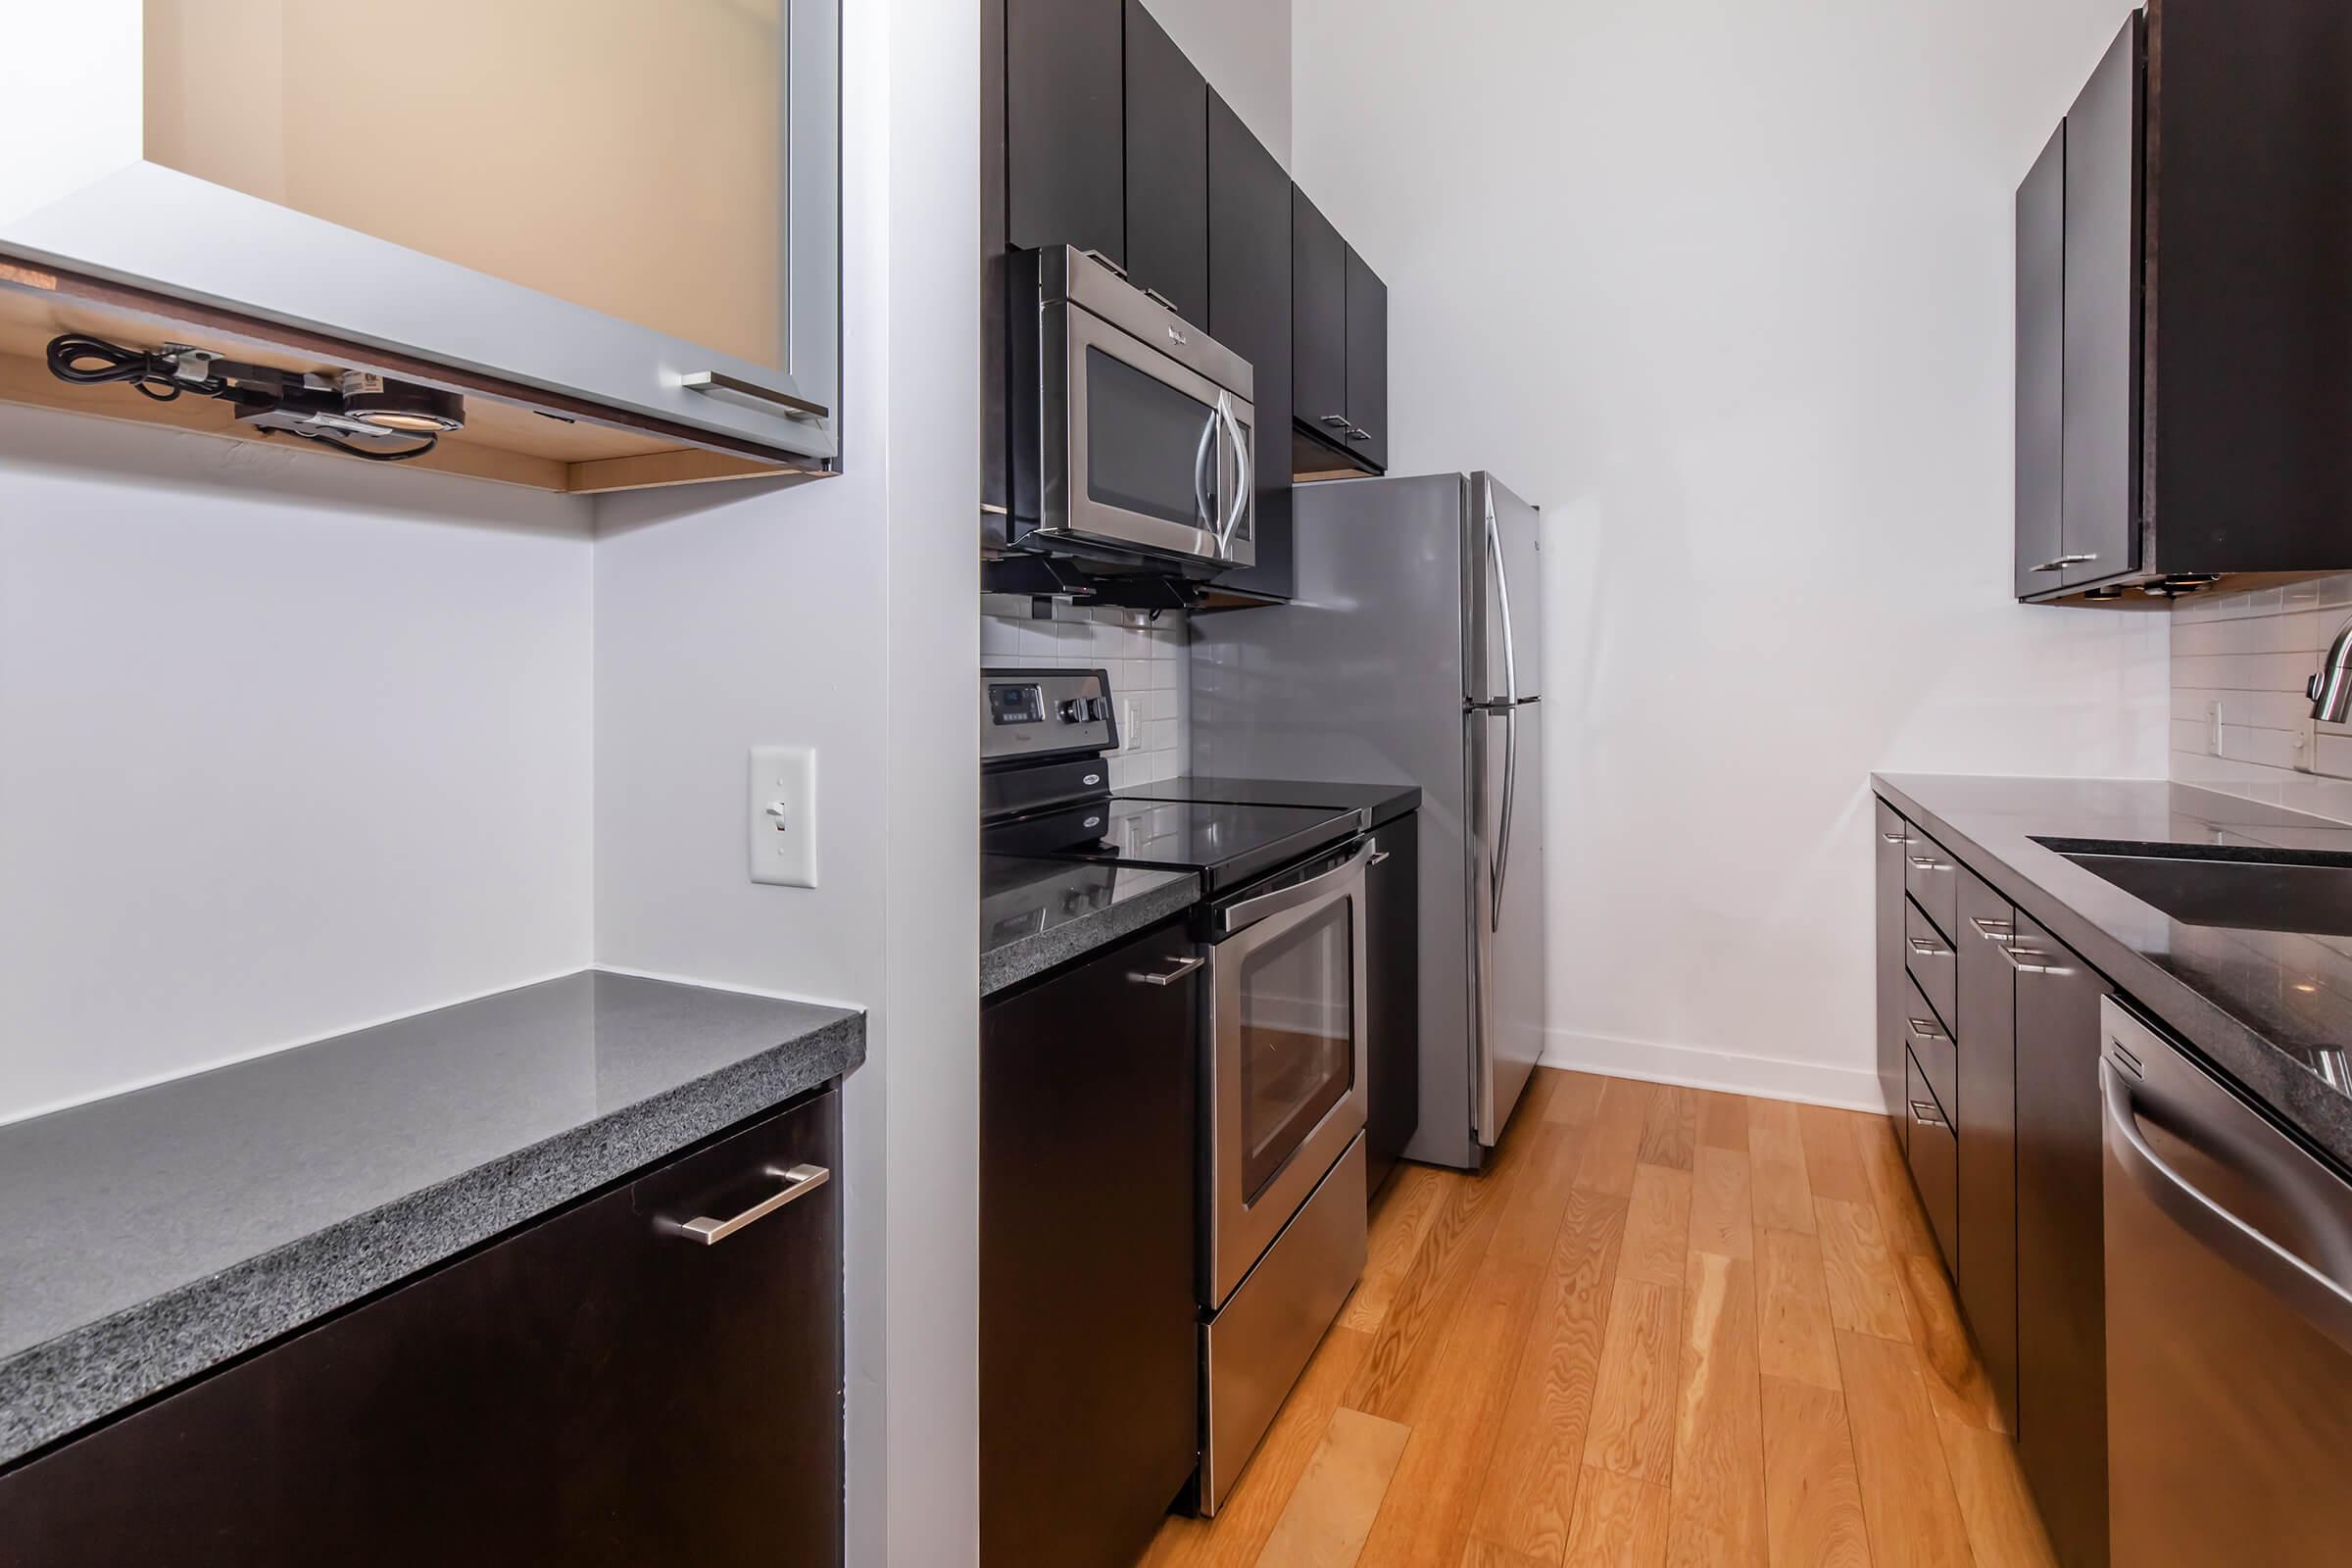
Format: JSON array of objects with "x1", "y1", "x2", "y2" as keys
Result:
[
  {"x1": 1468, "y1": 699, "x2": 1546, "y2": 1147},
  {"x1": 1465, "y1": 474, "x2": 1544, "y2": 707}
]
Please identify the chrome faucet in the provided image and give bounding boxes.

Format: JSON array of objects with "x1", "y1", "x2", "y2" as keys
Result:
[{"x1": 2312, "y1": 615, "x2": 2352, "y2": 723}]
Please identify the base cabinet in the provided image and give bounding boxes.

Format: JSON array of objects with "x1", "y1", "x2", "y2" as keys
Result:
[
  {"x1": 1365, "y1": 812, "x2": 1422, "y2": 1198},
  {"x1": 0, "y1": 1090, "x2": 846, "y2": 1567}
]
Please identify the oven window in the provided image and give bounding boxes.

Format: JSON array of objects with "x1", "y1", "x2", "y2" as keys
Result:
[
  {"x1": 1084, "y1": 348, "x2": 1219, "y2": 529},
  {"x1": 1237, "y1": 902, "x2": 1355, "y2": 1202}
]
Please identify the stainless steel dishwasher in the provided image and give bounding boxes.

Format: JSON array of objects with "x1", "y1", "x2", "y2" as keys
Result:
[{"x1": 2101, "y1": 999, "x2": 2352, "y2": 1566}]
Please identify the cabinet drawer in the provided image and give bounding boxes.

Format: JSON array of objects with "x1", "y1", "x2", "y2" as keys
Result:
[
  {"x1": 1903, "y1": 896, "x2": 1958, "y2": 1037},
  {"x1": 1906, "y1": 1051, "x2": 1959, "y2": 1271},
  {"x1": 1902, "y1": 825, "x2": 1959, "y2": 943},
  {"x1": 1900, "y1": 975, "x2": 1958, "y2": 1126}
]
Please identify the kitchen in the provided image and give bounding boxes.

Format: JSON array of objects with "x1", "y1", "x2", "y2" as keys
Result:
[{"x1": 3, "y1": 1, "x2": 2350, "y2": 1566}]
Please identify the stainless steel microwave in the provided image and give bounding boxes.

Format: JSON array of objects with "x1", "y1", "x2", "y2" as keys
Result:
[{"x1": 1007, "y1": 246, "x2": 1256, "y2": 576}]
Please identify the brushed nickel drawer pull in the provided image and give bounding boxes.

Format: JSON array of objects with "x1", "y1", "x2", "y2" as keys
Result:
[
  {"x1": 1910, "y1": 1100, "x2": 1948, "y2": 1127},
  {"x1": 1907, "y1": 1017, "x2": 1946, "y2": 1041},
  {"x1": 662, "y1": 1163, "x2": 830, "y2": 1245},
  {"x1": 1969, "y1": 915, "x2": 2016, "y2": 942},
  {"x1": 1908, "y1": 937, "x2": 1947, "y2": 956},
  {"x1": 680, "y1": 369, "x2": 829, "y2": 422},
  {"x1": 1881, "y1": 830, "x2": 1907, "y2": 843},
  {"x1": 1129, "y1": 955, "x2": 1207, "y2": 987},
  {"x1": 2031, "y1": 553, "x2": 2100, "y2": 573},
  {"x1": 1908, "y1": 855, "x2": 1943, "y2": 871}
]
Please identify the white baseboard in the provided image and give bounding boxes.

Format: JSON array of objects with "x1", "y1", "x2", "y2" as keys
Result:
[{"x1": 1542, "y1": 1028, "x2": 1885, "y2": 1112}]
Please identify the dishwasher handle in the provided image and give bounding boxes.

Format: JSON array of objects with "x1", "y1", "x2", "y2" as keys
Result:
[{"x1": 2101, "y1": 1059, "x2": 2352, "y2": 1354}]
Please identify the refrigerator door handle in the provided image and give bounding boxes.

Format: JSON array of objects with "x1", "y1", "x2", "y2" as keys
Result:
[
  {"x1": 1486, "y1": 492, "x2": 1520, "y2": 708},
  {"x1": 1492, "y1": 704, "x2": 1516, "y2": 933}
]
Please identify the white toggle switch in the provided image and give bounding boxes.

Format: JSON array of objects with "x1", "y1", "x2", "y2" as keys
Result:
[{"x1": 750, "y1": 746, "x2": 817, "y2": 888}]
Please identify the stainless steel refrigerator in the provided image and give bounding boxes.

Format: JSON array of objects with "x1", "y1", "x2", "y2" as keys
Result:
[{"x1": 1191, "y1": 471, "x2": 1546, "y2": 1170}]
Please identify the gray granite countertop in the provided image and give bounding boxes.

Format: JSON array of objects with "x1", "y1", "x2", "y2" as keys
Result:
[
  {"x1": 982, "y1": 857, "x2": 1200, "y2": 998},
  {"x1": 0, "y1": 970, "x2": 862, "y2": 1466},
  {"x1": 1874, "y1": 774, "x2": 2352, "y2": 1172}
]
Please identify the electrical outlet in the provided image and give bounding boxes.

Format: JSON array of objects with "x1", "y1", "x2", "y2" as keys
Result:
[{"x1": 749, "y1": 746, "x2": 817, "y2": 888}]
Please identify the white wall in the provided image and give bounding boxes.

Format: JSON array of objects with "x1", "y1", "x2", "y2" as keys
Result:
[
  {"x1": 1293, "y1": 0, "x2": 2170, "y2": 1105},
  {"x1": 0, "y1": 411, "x2": 594, "y2": 1122},
  {"x1": 1142, "y1": 0, "x2": 1293, "y2": 166}
]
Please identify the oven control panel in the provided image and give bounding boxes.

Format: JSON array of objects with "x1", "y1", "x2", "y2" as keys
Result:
[{"x1": 981, "y1": 666, "x2": 1118, "y2": 763}]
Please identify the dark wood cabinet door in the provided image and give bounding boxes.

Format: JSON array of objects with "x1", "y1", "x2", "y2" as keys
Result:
[
  {"x1": 1954, "y1": 867, "x2": 2020, "y2": 1432},
  {"x1": 2012, "y1": 911, "x2": 2110, "y2": 1568},
  {"x1": 1005, "y1": 0, "x2": 1125, "y2": 264},
  {"x1": 0, "y1": 1093, "x2": 844, "y2": 1567},
  {"x1": 1122, "y1": 0, "x2": 1206, "y2": 323},
  {"x1": 1365, "y1": 811, "x2": 1421, "y2": 1197},
  {"x1": 1874, "y1": 800, "x2": 1910, "y2": 1137},
  {"x1": 1291, "y1": 187, "x2": 1348, "y2": 444},
  {"x1": 1207, "y1": 92, "x2": 1295, "y2": 601},
  {"x1": 2059, "y1": 12, "x2": 2144, "y2": 593},
  {"x1": 2016, "y1": 122, "x2": 2066, "y2": 598},
  {"x1": 982, "y1": 920, "x2": 1199, "y2": 1568},
  {"x1": 1343, "y1": 246, "x2": 1389, "y2": 471}
]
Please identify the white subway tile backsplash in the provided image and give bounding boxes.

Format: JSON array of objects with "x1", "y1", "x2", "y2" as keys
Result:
[{"x1": 2170, "y1": 573, "x2": 2352, "y2": 822}]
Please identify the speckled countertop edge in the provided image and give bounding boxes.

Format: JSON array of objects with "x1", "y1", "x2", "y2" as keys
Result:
[
  {"x1": 981, "y1": 871, "x2": 1200, "y2": 999},
  {"x1": 0, "y1": 1009, "x2": 862, "y2": 1468}
]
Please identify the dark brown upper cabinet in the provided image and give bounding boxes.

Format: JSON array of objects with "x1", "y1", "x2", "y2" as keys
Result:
[
  {"x1": 1205, "y1": 93, "x2": 1297, "y2": 603},
  {"x1": 1005, "y1": 0, "x2": 1125, "y2": 264},
  {"x1": 2018, "y1": 0, "x2": 2352, "y2": 605},
  {"x1": 1122, "y1": 0, "x2": 1207, "y2": 324},
  {"x1": 1292, "y1": 187, "x2": 1389, "y2": 480}
]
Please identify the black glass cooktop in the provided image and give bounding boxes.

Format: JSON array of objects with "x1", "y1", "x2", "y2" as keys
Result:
[{"x1": 982, "y1": 797, "x2": 1367, "y2": 894}]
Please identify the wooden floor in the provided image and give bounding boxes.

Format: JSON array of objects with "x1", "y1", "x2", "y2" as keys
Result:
[{"x1": 1141, "y1": 1069, "x2": 2060, "y2": 1568}]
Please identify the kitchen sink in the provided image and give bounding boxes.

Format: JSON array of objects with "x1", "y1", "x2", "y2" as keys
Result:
[{"x1": 2034, "y1": 839, "x2": 2352, "y2": 938}]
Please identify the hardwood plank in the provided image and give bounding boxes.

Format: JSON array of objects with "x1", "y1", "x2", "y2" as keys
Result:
[
  {"x1": 1583, "y1": 1276, "x2": 1682, "y2": 1485},
  {"x1": 1638, "y1": 1086, "x2": 1697, "y2": 1171},
  {"x1": 1747, "y1": 1099, "x2": 1805, "y2": 1168},
  {"x1": 1796, "y1": 1106, "x2": 1874, "y2": 1204},
  {"x1": 1855, "y1": 1114, "x2": 1939, "y2": 1261},
  {"x1": 1469, "y1": 1189, "x2": 1628, "y2": 1559},
  {"x1": 1664, "y1": 1251, "x2": 1767, "y2": 1568},
  {"x1": 1575, "y1": 1080, "x2": 1657, "y2": 1197},
  {"x1": 1343, "y1": 1155, "x2": 1511, "y2": 1420},
  {"x1": 1936, "y1": 1412, "x2": 2060, "y2": 1568},
  {"x1": 1354, "y1": 1254, "x2": 1545, "y2": 1568},
  {"x1": 1694, "y1": 1090, "x2": 1750, "y2": 1152},
  {"x1": 1759, "y1": 1376, "x2": 1870, "y2": 1568},
  {"x1": 1460, "y1": 1539, "x2": 1554, "y2": 1568},
  {"x1": 1255, "y1": 1406, "x2": 1413, "y2": 1568},
  {"x1": 1837, "y1": 1330, "x2": 1974, "y2": 1568},
  {"x1": 1518, "y1": 1067, "x2": 1564, "y2": 1124},
  {"x1": 1688, "y1": 1148, "x2": 1755, "y2": 1260},
  {"x1": 1750, "y1": 1156, "x2": 1816, "y2": 1236},
  {"x1": 1815, "y1": 1198, "x2": 1911, "y2": 1343},
  {"x1": 1755, "y1": 1229, "x2": 1841, "y2": 1392},
  {"x1": 1492, "y1": 1123, "x2": 1584, "y2": 1265},
  {"x1": 1563, "y1": 1466, "x2": 1673, "y2": 1568},
  {"x1": 1142, "y1": 1327, "x2": 1374, "y2": 1567},
  {"x1": 1896, "y1": 1250, "x2": 2006, "y2": 1434},
  {"x1": 1619, "y1": 1165, "x2": 1693, "y2": 1289},
  {"x1": 1345, "y1": 1164, "x2": 1454, "y2": 1333},
  {"x1": 1547, "y1": 1070, "x2": 1609, "y2": 1126}
]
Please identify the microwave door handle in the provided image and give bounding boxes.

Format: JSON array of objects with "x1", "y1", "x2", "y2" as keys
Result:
[
  {"x1": 1219, "y1": 395, "x2": 1250, "y2": 553},
  {"x1": 1194, "y1": 404, "x2": 1218, "y2": 531}
]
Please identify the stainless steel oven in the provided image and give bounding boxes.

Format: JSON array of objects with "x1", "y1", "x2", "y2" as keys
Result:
[{"x1": 1007, "y1": 245, "x2": 1256, "y2": 577}]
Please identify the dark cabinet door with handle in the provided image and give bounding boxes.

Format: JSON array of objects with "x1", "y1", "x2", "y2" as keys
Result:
[
  {"x1": 1005, "y1": 0, "x2": 1126, "y2": 264},
  {"x1": 1343, "y1": 246, "x2": 1389, "y2": 471},
  {"x1": 1206, "y1": 93, "x2": 1295, "y2": 602},
  {"x1": 2058, "y1": 12, "x2": 2144, "y2": 593},
  {"x1": 2012, "y1": 910, "x2": 2111, "y2": 1568},
  {"x1": 1122, "y1": 0, "x2": 1206, "y2": 324},
  {"x1": 1955, "y1": 866, "x2": 2020, "y2": 1433},
  {"x1": 0, "y1": 1091, "x2": 845, "y2": 1567},
  {"x1": 982, "y1": 918, "x2": 1199, "y2": 1568},
  {"x1": 1292, "y1": 187, "x2": 1348, "y2": 446},
  {"x1": 2016, "y1": 122, "x2": 2067, "y2": 598},
  {"x1": 1365, "y1": 811, "x2": 1421, "y2": 1198}
]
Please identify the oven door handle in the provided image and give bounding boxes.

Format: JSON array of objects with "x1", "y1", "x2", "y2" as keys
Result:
[{"x1": 1213, "y1": 838, "x2": 1375, "y2": 937}]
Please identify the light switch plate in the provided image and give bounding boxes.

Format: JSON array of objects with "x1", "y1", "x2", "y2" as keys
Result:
[{"x1": 749, "y1": 746, "x2": 817, "y2": 887}]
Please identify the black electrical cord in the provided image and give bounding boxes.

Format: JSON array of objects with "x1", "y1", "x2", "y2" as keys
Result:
[
  {"x1": 44, "y1": 333, "x2": 221, "y2": 402},
  {"x1": 260, "y1": 424, "x2": 440, "y2": 463}
]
